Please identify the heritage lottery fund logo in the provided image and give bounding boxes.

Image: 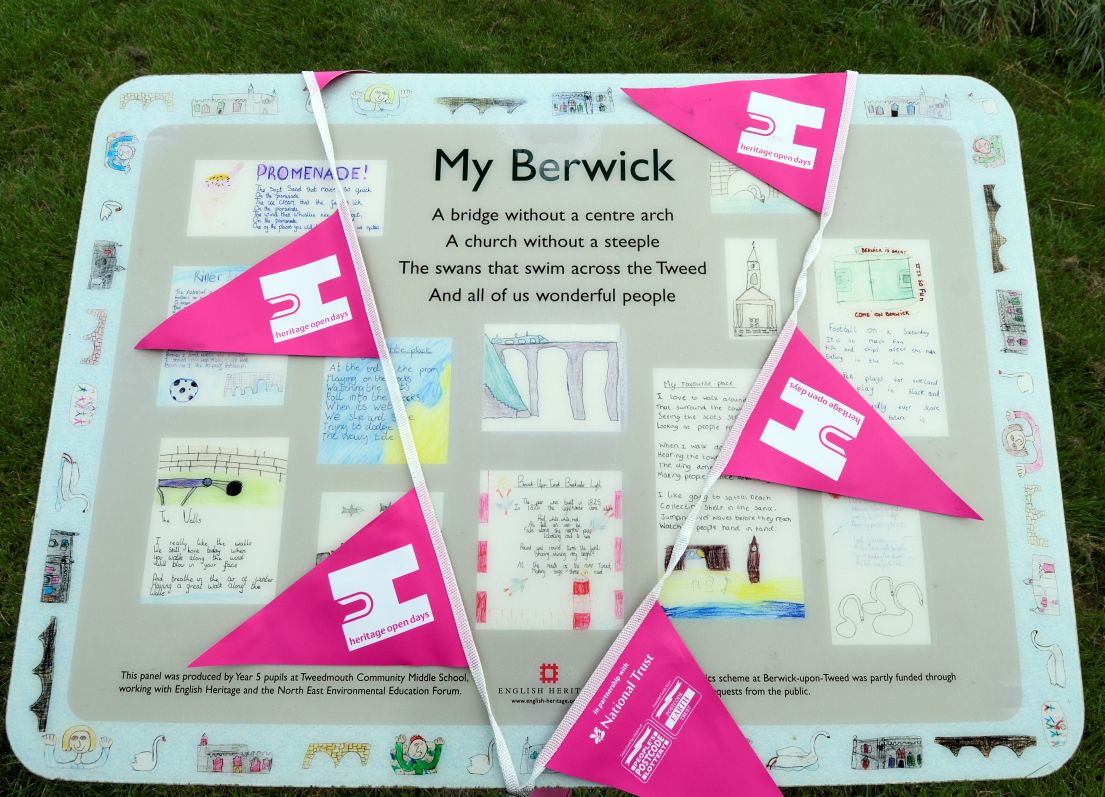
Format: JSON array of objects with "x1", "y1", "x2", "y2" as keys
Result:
[{"x1": 328, "y1": 544, "x2": 433, "y2": 651}]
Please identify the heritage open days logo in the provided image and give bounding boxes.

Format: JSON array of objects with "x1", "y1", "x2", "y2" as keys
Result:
[
  {"x1": 328, "y1": 545, "x2": 434, "y2": 651},
  {"x1": 738, "y1": 92, "x2": 826, "y2": 170}
]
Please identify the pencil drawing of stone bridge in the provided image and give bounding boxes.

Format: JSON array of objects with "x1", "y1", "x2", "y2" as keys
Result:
[
  {"x1": 435, "y1": 96, "x2": 527, "y2": 114},
  {"x1": 483, "y1": 334, "x2": 620, "y2": 422}
]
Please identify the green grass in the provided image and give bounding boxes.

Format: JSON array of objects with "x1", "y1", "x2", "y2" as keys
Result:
[{"x1": 2, "y1": 1, "x2": 1103, "y2": 795}]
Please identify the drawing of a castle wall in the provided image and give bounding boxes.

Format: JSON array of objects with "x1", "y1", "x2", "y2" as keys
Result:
[{"x1": 191, "y1": 85, "x2": 277, "y2": 116}]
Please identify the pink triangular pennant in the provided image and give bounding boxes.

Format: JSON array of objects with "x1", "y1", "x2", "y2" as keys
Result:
[
  {"x1": 136, "y1": 210, "x2": 378, "y2": 357},
  {"x1": 723, "y1": 323, "x2": 980, "y2": 518},
  {"x1": 313, "y1": 70, "x2": 372, "y2": 90},
  {"x1": 548, "y1": 603, "x2": 780, "y2": 796},
  {"x1": 623, "y1": 73, "x2": 853, "y2": 212},
  {"x1": 190, "y1": 489, "x2": 467, "y2": 667}
]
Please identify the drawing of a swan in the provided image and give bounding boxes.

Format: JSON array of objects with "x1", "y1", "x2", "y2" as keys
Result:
[
  {"x1": 835, "y1": 594, "x2": 864, "y2": 639},
  {"x1": 766, "y1": 732, "x2": 829, "y2": 770},
  {"x1": 467, "y1": 739, "x2": 495, "y2": 775},
  {"x1": 862, "y1": 576, "x2": 895, "y2": 616},
  {"x1": 872, "y1": 581, "x2": 923, "y2": 637},
  {"x1": 130, "y1": 735, "x2": 166, "y2": 771},
  {"x1": 1031, "y1": 630, "x2": 1066, "y2": 688}
]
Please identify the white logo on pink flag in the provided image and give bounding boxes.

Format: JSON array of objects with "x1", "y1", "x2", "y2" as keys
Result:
[
  {"x1": 329, "y1": 544, "x2": 433, "y2": 651},
  {"x1": 724, "y1": 324, "x2": 979, "y2": 518},
  {"x1": 623, "y1": 73, "x2": 855, "y2": 213},
  {"x1": 189, "y1": 489, "x2": 467, "y2": 668},
  {"x1": 260, "y1": 255, "x2": 352, "y2": 343},
  {"x1": 547, "y1": 603, "x2": 781, "y2": 795},
  {"x1": 738, "y1": 92, "x2": 825, "y2": 171},
  {"x1": 135, "y1": 210, "x2": 377, "y2": 358},
  {"x1": 760, "y1": 377, "x2": 864, "y2": 480}
]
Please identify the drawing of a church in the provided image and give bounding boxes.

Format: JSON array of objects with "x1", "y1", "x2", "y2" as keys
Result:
[{"x1": 733, "y1": 242, "x2": 778, "y2": 337}]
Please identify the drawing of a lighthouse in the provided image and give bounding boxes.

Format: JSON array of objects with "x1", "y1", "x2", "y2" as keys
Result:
[{"x1": 747, "y1": 536, "x2": 761, "y2": 584}]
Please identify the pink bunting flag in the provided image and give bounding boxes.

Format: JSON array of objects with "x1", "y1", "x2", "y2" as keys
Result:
[
  {"x1": 190, "y1": 489, "x2": 467, "y2": 668},
  {"x1": 722, "y1": 322, "x2": 980, "y2": 518},
  {"x1": 547, "y1": 602, "x2": 780, "y2": 796},
  {"x1": 623, "y1": 72, "x2": 854, "y2": 213},
  {"x1": 312, "y1": 70, "x2": 372, "y2": 90},
  {"x1": 136, "y1": 210, "x2": 378, "y2": 358}
]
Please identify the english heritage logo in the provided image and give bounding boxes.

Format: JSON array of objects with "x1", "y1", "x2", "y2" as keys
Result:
[
  {"x1": 738, "y1": 92, "x2": 826, "y2": 171},
  {"x1": 328, "y1": 544, "x2": 434, "y2": 651},
  {"x1": 759, "y1": 377, "x2": 865, "y2": 480},
  {"x1": 259, "y1": 255, "x2": 352, "y2": 343}
]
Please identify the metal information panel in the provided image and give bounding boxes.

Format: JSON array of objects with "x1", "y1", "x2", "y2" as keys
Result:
[{"x1": 7, "y1": 73, "x2": 1081, "y2": 788}]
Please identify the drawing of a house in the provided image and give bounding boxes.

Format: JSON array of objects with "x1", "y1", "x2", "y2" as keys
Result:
[
  {"x1": 833, "y1": 253, "x2": 914, "y2": 303},
  {"x1": 732, "y1": 242, "x2": 778, "y2": 336}
]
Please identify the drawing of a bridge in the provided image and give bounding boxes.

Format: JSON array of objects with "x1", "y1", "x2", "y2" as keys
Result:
[
  {"x1": 934, "y1": 735, "x2": 1036, "y2": 758},
  {"x1": 435, "y1": 96, "x2": 527, "y2": 114},
  {"x1": 483, "y1": 333, "x2": 620, "y2": 422}
]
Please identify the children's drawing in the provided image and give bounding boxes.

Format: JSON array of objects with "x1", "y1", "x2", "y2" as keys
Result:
[
  {"x1": 320, "y1": 338, "x2": 451, "y2": 464},
  {"x1": 43, "y1": 725, "x2": 112, "y2": 769},
  {"x1": 765, "y1": 732, "x2": 829, "y2": 771},
  {"x1": 998, "y1": 369, "x2": 1034, "y2": 393},
  {"x1": 302, "y1": 742, "x2": 370, "y2": 768},
  {"x1": 157, "y1": 267, "x2": 288, "y2": 408},
  {"x1": 191, "y1": 84, "x2": 277, "y2": 116},
  {"x1": 1031, "y1": 630, "x2": 1066, "y2": 688},
  {"x1": 984, "y1": 184, "x2": 1007, "y2": 272},
  {"x1": 467, "y1": 740, "x2": 496, "y2": 775},
  {"x1": 197, "y1": 733, "x2": 272, "y2": 773},
  {"x1": 142, "y1": 439, "x2": 288, "y2": 603},
  {"x1": 187, "y1": 159, "x2": 386, "y2": 237},
  {"x1": 98, "y1": 200, "x2": 123, "y2": 220},
  {"x1": 997, "y1": 289, "x2": 1028, "y2": 354},
  {"x1": 81, "y1": 309, "x2": 107, "y2": 365},
  {"x1": 864, "y1": 87, "x2": 950, "y2": 118},
  {"x1": 1003, "y1": 410, "x2": 1043, "y2": 476},
  {"x1": 1024, "y1": 555, "x2": 1059, "y2": 615},
  {"x1": 435, "y1": 96, "x2": 526, "y2": 114},
  {"x1": 41, "y1": 530, "x2": 77, "y2": 603},
  {"x1": 934, "y1": 735, "x2": 1035, "y2": 757},
  {"x1": 30, "y1": 617, "x2": 56, "y2": 732},
  {"x1": 69, "y1": 383, "x2": 97, "y2": 426},
  {"x1": 551, "y1": 88, "x2": 615, "y2": 115},
  {"x1": 1024, "y1": 484, "x2": 1048, "y2": 546},
  {"x1": 654, "y1": 369, "x2": 804, "y2": 619},
  {"x1": 835, "y1": 576, "x2": 925, "y2": 640},
  {"x1": 851, "y1": 736, "x2": 922, "y2": 770},
  {"x1": 105, "y1": 132, "x2": 137, "y2": 172},
  {"x1": 130, "y1": 735, "x2": 167, "y2": 771},
  {"x1": 120, "y1": 91, "x2": 173, "y2": 110},
  {"x1": 391, "y1": 735, "x2": 443, "y2": 775},
  {"x1": 824, "y1": 497, "x2": 931, "y2": 645},
  {"x1": 726, "y1": 239, "x2": 780, "y2": 339},
  {"x1": 476, "y1": 470, "x2": 623, "y2": 630},
  {"x1": 88, "y1": 240, "x2": 124, "y2": 289},
  {"x1": 351, "y1": 84, "x2": 411, "y2": 116},
  {"x1": 972, "y1": 135, "x2": 1005, "y2": 167},
  {"x1": 1041, "y1": 702, "x2": 1067, "y2": 746},
  {"x1": 482, "y1": 324, "x2": 623, "y2": 432},
  {"x1": 708, "y1": 161, "x2": 800, "y2": 213},
  {"x1": 967, "y1": 91, "x2": 999, "y2": 114},
  {"x1": 817, "y1": 240, "x2": 948, "y2": 437},
  {"x1": 56, "y1": 452, "x2": 90, "y2": 512},
  {"x1": 316, "y1": 491, "x2": 443, "y2": 565},
  {"x1": 519, "y1": 737, "x2": 545, "y2": 774}
]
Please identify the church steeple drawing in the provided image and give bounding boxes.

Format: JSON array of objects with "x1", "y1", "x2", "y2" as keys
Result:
[{"x1": 733, "y1": 241, "x2": 778, "y2": 337}]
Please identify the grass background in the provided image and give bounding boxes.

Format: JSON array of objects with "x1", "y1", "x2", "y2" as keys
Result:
[{"x1": 2, "y1": 1, "x2": 1103, "y2": 795}]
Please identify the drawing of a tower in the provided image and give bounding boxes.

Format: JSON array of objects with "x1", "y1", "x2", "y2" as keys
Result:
[
  {"x1": 747, "y1": 536, "x2": 760, "y2": 584},
  {"x1": 733, "y1": 242, "x2": 778, "y2": 337}
]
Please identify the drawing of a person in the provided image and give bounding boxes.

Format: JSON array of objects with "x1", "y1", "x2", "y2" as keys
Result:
[
  {"x1": 42, "y1": 725, "x2": 112, "y2": 769},
  {"x1": 105, "y1": 133, "x2": 137, "y2": 173},
  {"x1": 351, "y1": 84, "x2": 411, "y2": 117},
  {"x1": 1002, "y1": 410, "x2": 1043, "y2": 476},
  {"x1": 392, "y1": 734, "x2": 443, "y2": 775}
]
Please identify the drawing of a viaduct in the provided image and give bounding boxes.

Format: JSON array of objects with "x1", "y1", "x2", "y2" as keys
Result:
[{"x1": 483, "y1": 333, "x2": 620, "y2": 422}]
